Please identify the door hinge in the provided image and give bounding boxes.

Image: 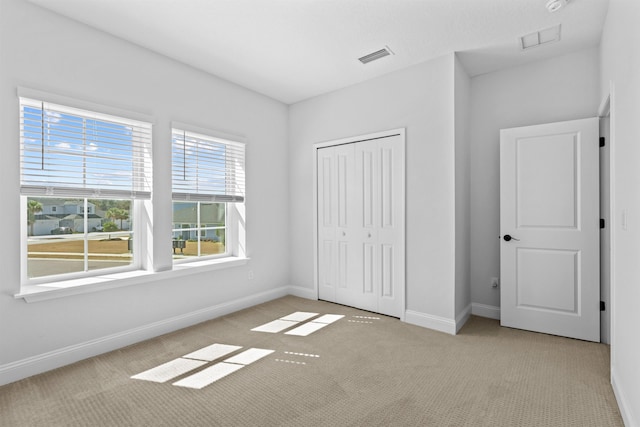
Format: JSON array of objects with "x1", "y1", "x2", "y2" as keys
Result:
[
  {"x1": 600, "y1": 218, "x2": 605, "y2": 229},
  {"x1": 600, "y1": 301, "x2": 606, "y2": 311},
  {"x1": 600, "y1": 137, "x2": 605, "y2": 147}
]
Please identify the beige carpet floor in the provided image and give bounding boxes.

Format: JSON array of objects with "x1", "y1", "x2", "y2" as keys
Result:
[{"x1": 0, "y1": 296, "x2": 623, "y2": 426}]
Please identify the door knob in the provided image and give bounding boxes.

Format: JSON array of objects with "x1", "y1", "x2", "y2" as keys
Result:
[
  {"x1": 367, "y1": 232, "x2": 371, "y2": 238},
  {"x1": 503, "y1": 234, "x2": 520, "y2": 242},
  {"x1": 342, "y1": 231, "x2": 346, "y2": 237}
]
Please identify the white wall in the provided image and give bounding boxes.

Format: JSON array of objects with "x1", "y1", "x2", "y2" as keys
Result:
[
  {"x1": 0, "y1": 0, "x2": 289, "y2": 383},
  {"x1": 599, "y1": 0, "x2": 640, "y2": 424},
  {"x1": 454, "y1": 55, "x2": 471, "y2": 326},
  {"x1": 289, "y1": 54, "x2": 462, "y2": 331},
  {"x1": 469, "y1": 48, "x2": 601, "y2": 319}
]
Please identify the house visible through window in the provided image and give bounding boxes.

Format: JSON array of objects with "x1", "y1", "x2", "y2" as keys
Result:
[
  {"x1": 172, "y1": 202, "x2": 226, "y2": 257},
  {"x1": 20, "y1": 97, "x2": 152, "y2": 282},
  {"x1": 171, "y1": 128, "x2": 245, "y2": 261}
]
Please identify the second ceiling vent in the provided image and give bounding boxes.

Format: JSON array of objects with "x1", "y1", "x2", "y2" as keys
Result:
[
  {"x1": 358, "y1": 46, "x2": 394, "y2": 64},
  {"x1": 520, "y1": 25, "x2": 561, "y2": 50}
]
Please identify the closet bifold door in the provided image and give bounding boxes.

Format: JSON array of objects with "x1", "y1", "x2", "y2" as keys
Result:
[{"x1": 317, "y1": 132, "x2": 404, "y2": 319}]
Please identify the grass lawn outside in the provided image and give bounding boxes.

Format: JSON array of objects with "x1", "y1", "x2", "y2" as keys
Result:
[
  {"x1": 173, "y1": 240, "x2": 226, "y2": 257},
  {"x1": 28, "y1": 238, "x2": 225, "y2": 260}
]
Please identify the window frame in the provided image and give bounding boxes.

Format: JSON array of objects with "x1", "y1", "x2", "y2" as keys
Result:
[
  {"x1": 171, "y1": 201, "x2": 228, "y2": 261},
  {"x1": 18, "y1": 88, "x2": 153, "y2": 286},
  {"x1": 170, "y1": 122, "x2": 246, "y2": 265},
  {"x1": 21, "y1": 196, "x2": 141, "y2": 285}
]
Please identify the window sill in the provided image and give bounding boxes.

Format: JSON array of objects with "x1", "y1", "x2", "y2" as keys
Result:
[{"x1": 14, "y1": 256, "x2": 249, "y2": 303}]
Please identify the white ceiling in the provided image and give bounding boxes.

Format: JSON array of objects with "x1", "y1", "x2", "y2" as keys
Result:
[{"x1": 28, "y1": 0, "x2": 610, "y2": 104}]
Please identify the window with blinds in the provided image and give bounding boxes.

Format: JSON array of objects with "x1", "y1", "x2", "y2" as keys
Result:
[
  {"x1": 19, "y1": 97, "x2": 153, "y2": 199},
  {"x1": 171, "y1": 129, "x2": 245, "y2": 203},
  {"x1": 20, "y1": 96, "x2": 152, "y2": 283},
  {"x1": 171, "y1": 128, "x2": 244, "y2": 261}
]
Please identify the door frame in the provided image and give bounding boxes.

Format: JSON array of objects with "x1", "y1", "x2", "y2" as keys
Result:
[
  {"x1": 312, "y1": 128, "x2": 406, "y2": 320},
  {"x1": 598, "y1": 85, "x2": 616, "y2": 354},
  {"x1": 599, "y1": 94, "x2": 612, "y2": 345}
]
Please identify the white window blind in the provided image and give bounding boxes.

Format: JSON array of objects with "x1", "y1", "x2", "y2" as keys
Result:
[
  {"x1": 172, "y1": 129, "x2": 245, "y2": 203},
  {"x1": 20, "y1": 97, "x2": 153, "y2": 199}
]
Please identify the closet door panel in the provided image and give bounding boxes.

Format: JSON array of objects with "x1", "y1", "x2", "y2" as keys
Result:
[
  {"x1": 380, "y1": 146, "x2": 394, "y2": 228},
  {"x1": 317, "y1": 149, "x2": 336, "y2": 302},
  {"x1": 337, "y1": 152, "x2": 350, "y2": 227},
  {"x1": 320, "y1": 241, "x2": 334, "y2": 288},
  {"x1": 377, "y1": 136, "x2": 405, "y2": 317},
  {"x1": 362, "y1": 150, "x2": 376, "y2": 229},
  {"x1": 334, "y1": 144, "x2": 359, "y2": 307},
  {"x1": 363, "y1": 243, "x2": 376, "y2": 295},
  {"x1": 381, "y1": 244, "x2": 394, "y2": 298},
  {"x1": 354, "y1": 142, "x2": 379, "y2": 312},
  {"x1": 321, "y1": 156, "x2": 333, "y2": 228},
  {"x1": 338, "y1": 241, "x2": 349, "y2": 289}
]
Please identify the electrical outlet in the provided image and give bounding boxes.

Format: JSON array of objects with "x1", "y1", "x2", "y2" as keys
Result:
[
  {"x1": 491, "y1": 277, "x2": 499, "y2": 288},
  {"x1": 247, "y1": 270, "x2": 254, "y2": 280}
]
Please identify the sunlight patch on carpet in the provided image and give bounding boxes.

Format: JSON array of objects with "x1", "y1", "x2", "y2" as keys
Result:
[
  {"x1": 131, "y1": 358, "x2": 207, "y2": 383},
  {"x1": 172, "y1": 362, "x2": 244, "y2": 389},
  {"x1": 133, "y1": 345, "x2": 276, "y2": 390},
  {"x1": 183, "y1": 343, "x2": 243, "y2": 362},
  {"x1": 225, "y1": 348, "x2": 275, "y2": 365},
  {"x1": 251, "y1": 319, "x2": 299, "y2": 333},
  {"x1": 280, "y1": 312, "x2": 319, "y2": 322},
  {"x1": 313, "y1": 314, "x2": 345, "y2": 324},
  {"x1": 253, "y1": 312, "x2": 344, "y2": 336},
  {"x1": 251, "y1": 311, "x2": 319, "y2": 333},
  {"x1": 285, "y1": 321, "x2": 329, "y2": 336}
]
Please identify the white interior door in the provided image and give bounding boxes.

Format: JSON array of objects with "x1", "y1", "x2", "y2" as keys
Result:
[{"x1": 500, "y1": 117, "x2": 600, "y2": 342}]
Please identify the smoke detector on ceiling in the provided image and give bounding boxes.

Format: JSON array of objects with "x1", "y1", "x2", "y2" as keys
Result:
[
  {"x1": 358, "y1": 46, "x2": 394, "y2": 64},
  {"x1": 546, "y1": 0, "x2": 569, "y2": 13}
]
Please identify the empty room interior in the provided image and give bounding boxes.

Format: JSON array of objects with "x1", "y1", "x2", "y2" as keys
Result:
[{"x1": 1, "y1": 0, "x2": 639, "y2": 425}]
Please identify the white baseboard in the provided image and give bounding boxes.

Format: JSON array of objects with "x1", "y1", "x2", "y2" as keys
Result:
[
  {"x1": 456, "y1": 304, "x2": 472, "y2": 333},
  {"x1": 0, "y1": 286, "x2": 290, "y2": 387},
  {"x1": 471, "y1": 303, "x2": 501, "y2": 320},
  {"x1": 404, "y1": 310, "x2": 456, "y2": 335},
  {"x1": 286, "y1": 285, "x2": 317, "y2": 300},
  {"x1": 612, "y1": 366, "x2": 636, "y2": 427}
]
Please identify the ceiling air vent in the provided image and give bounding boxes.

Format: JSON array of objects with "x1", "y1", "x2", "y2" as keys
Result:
[
  {"x1": 520, "y1": 24, "x2": 561, "y2": 50},
  {"x1": 358, "y1": 46, "x2": 393, "y2": 64}
]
